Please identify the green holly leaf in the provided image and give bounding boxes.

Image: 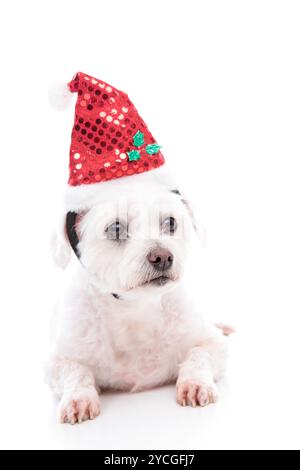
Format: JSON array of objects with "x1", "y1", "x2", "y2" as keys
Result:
[
  {"x1": 127, "y1": 150, "x2": 141, "y2": 161},
  {"x1": 146, "y1": 143, "x2": 161, "y2": 155},
  {"x1": 133, "y1": 130, "x2": 145, "y2": 147}
]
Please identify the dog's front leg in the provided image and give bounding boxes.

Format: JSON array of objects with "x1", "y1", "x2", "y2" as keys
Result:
[
  {"x1": 46, "y1": 356, "x2": 100, "y2": 424},
  {"x1": 176, "y1": 335, "x2": 227, "y2": 408}
]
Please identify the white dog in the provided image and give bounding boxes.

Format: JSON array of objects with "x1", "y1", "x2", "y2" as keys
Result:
[{"x1": 46, "y1": 167, "x2": 232, "y2": 424}]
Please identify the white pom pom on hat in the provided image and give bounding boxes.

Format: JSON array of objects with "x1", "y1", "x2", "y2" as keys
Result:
[{"x1": 48, "y1": 81, "x2": 74, "y2": 111}]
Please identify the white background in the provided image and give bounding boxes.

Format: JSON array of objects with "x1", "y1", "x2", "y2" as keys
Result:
[{"x1": 0, "y1": 0, "x2": 299, "y2": 450}]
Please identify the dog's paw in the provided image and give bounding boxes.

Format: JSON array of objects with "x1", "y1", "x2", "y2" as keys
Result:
[
  {"x1": 214, "y1": 322, "x2": 236, "y2": 336},
  {"x1": 58, "y1": 388, "x2": 101, "y2": 425},
  {"x1": 176, "y1": 380, "x2": 218, "y2": 408}
]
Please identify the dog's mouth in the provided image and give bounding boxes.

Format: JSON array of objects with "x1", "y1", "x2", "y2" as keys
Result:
[
  {"x1": 126, "y1": 272, "x2": 179, "y2": 292},
  {"x1": 148, "y1": 275, "x2": 171, "y2": 286},
  {"x1": 126, "y1": 265, "x2": 180, "y2": 291},
  {"x1": 140, "y1": 272, "x2": 177, "y2": 288}
]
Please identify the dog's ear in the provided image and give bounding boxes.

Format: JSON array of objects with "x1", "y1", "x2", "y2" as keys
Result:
[
  {"x1": 50, "y1": 213, "x2": 72, "y2": 269},
  {"x1": 171, "y1": 189, "x2": 207, "y2": 246},
  {"x1": 51, "y1": 211, "x2": 83, "y2": 268},
  {"x1": 51, "y1": 211, "x2": 85, "y2": 268},
  {"x1": 181, "y1": 198, "x2": 198, "y2": 233}
]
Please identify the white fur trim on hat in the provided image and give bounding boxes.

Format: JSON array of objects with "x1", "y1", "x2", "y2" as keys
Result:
[{"x1": 64, "y1": 165, "x2": 176, "y2": 212}]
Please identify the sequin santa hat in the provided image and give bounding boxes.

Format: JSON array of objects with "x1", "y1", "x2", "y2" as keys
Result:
[{"x1": 58, "y1": 72, "x2": 167, "y2": 211}]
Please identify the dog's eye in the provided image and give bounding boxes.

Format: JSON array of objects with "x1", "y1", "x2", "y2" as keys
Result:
[
  {"x1": 161, "y1": 217, "x2": 177, "y2": 235},
  {"x1": 105, "y1": 220, "x2": 128, "y2": 240}
]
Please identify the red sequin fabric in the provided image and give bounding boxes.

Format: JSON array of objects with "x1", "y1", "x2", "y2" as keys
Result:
[{"x1": 68, "y1": 72, "x2": 165, "y2": 186}]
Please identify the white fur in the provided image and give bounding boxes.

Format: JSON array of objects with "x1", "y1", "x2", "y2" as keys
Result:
[{"x1": 46, "y1": 173, "x2": 230, "y2": 424}]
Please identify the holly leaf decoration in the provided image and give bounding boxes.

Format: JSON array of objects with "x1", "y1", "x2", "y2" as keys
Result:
[
  {"x1": 127, "y1": 150, "x2": 141, "y2": 161},
  {"x1": 133, "y1": 130, "x2": 145, "y2": 147},
  {"x1": 146, "y1": 143, "x2": 161, "y2": 155}
]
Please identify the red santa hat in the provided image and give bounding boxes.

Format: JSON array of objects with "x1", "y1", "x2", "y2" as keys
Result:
[{"x1": 59, "y1": 72, "x2": 167, "y2": 210}]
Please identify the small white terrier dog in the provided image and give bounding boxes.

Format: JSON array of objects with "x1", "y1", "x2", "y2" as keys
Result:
[{"x1": 46, "y1": 167, "x2": 232, "y2": 424}]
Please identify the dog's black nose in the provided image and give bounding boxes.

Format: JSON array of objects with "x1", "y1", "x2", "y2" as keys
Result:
[{"x1": 147, "y1": 248, "x2": 174, "y2": 271}]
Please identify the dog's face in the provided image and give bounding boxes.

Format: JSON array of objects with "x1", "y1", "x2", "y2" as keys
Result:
[{"x1": 74, "y1": 182, "x2": 195, "y2": 298}]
